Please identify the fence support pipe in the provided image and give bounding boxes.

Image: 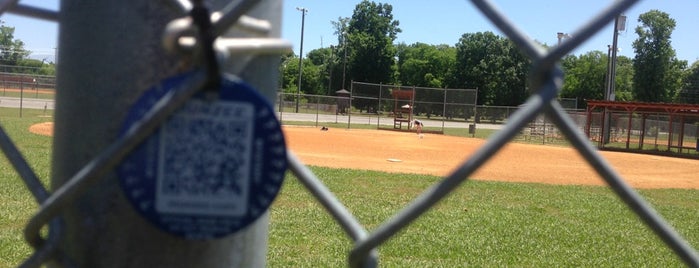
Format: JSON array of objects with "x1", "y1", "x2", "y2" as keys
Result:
[{"x1": 51, "y1": 1, "x2": 280, "y2": 267}]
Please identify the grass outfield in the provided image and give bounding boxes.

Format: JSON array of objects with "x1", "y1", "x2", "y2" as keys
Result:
[
  {"x1": 269, "y1": 168, "x2": 699, "y2": 267},
  {"x1": 0, "y1": 108, "x2": 53, "y2": 268},
  {"x1": 1, "y1": 108, "x2": 698, "y2": 266},
  {"x1": 0, "y1": 90, "x2": 55, "y2": 100}
]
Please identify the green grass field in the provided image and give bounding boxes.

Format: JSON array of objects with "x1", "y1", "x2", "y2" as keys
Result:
[
  {"x1": 269, "y1": 169, "x2": 699, "y2": 267},
  {"x1": 0, "y1": 90, "x2": 55, "y2": 100},
  {"x1": 1, "y1": 108, "x2": 698, "y2": 267},
  {"x1": 0, "y1": 108, "x2": 52, "y2": 268}
]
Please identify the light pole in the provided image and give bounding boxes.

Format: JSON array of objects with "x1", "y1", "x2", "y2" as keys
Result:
[
  {"x1": 557, "y1": 32, "x2": 570, "y2": 46},
  {"x1": 606, "y1": 14, "x2": 626, "y2": 102},
  {"x1": 341, "y1": 30, "x2": 347, "y2": 90},
  {"x1": 279, "y1": 63, "x2": 286, "y2": 91},
  {"x1": 295, "y1": 7, "x2": 307, "y2": 113},
  {"x1": 328, "y1": 45, "x2": 334, "y2": 95},
  {"x1": 603, "y1": 14, "x2": 626, "y2": 144}
]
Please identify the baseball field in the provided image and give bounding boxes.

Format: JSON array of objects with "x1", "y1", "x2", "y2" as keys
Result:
[
  {"x1": 11, "y1": 120, "x2": 698, "y2": 266},
  {"x1": 28, "y1": 122, "x2": 699, "y2": 189}
]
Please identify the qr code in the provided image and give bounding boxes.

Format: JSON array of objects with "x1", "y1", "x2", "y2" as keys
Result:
[{"x1": 155, "y1": 100, "x2": 254, "y2": 217}]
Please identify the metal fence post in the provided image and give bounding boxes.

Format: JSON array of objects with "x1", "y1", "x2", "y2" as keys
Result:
[{"x1": 50, "y1": 1, "x2": 279, "y2": 267}]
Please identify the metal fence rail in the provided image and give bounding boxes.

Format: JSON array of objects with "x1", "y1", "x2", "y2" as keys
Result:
[{"x1": 1, "y1": 0, "x2": 698, "y2": 267}]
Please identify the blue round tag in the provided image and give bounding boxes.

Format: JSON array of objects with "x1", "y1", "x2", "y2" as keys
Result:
[{"x1": 118, "y1": 71, "x2": 287, "y2": 239}]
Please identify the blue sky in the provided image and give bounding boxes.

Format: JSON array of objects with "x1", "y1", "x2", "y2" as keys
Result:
[
  {"x1": 1, "y1": 1, "x2": 697, "y2": 64},
  {"x1": 282, "y1": 0, "x2": 699, "y2": 63},
  {"x1": 0, "y1": 0, "x2": 59, "y2": 62}
]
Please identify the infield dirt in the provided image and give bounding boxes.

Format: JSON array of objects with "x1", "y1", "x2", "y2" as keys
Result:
[
  {"x1": 282, "y1": 125, "x2": 699, "y2": 189},
  {"x1": 29, "y1": 122, "x2": 699, "y2": 189}
]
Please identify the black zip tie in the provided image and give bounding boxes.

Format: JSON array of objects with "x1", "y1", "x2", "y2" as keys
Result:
[{"x1": 190, "y1": 0, "x2": 220, "y2": 92}]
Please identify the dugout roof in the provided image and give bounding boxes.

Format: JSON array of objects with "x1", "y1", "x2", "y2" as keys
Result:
[{"x1": 586, "y1": 100, "x2": 699, "y2": 116}]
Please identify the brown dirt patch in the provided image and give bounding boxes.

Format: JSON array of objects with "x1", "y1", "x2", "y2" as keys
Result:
[
  {"x1": 284, "y1": 126, "x2": 699, "y2": 189},
  {"x1": 28, "y1": 122, "x2": 53, "y2": 136},
  {"x1": 28, "y1": 122, "x2": 698, "y2": 189}
]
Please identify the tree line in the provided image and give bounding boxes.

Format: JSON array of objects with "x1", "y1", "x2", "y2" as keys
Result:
[
  {"x1": 280, "y1": 1, "x2": 699, "y2": 109},
  {"x1": 0, "y1": 23, "x2": 55, "y2": 76}
]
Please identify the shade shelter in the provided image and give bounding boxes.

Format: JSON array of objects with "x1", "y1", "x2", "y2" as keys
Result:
[
  {"x1": 335, "y1": 89, "x2": 351, "y2": 115},
  {"x1": 585, "y1": 100, "x2": 699, "y2": 157}
]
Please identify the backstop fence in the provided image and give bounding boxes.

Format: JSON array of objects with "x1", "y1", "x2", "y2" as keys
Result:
[
  {"x1": 277, "y1": 88, "x2": 581, "y2": 144},
  {"x1": 279, "y1": 81, "x2": 478, "y2": 134},
  {"x1": 0, "y1": 72, "x2": 56, "y2": 94},
  {"x1": 278, "y1": 82, "x2": 478, "y2": 133},
  {"x1": 0, "y1": 72, "x2": 56, "y2": 117},
  {"x1": 1, "y1": 0, "x2": 698, "y2": 267}
]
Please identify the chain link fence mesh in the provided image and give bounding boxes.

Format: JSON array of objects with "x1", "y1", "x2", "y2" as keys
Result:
[{"x1": 1, "y1": 0, "x2": 698, "y2": 267}]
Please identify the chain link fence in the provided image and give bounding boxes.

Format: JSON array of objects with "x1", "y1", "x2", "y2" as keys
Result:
[
  {"x1": 279, "y1": 81, "x2": 477, "y2": 133},
  {"x1": 1, "y1": 0, "x2": 698, "y2": 267},
  {"x1": 285, "y1": 0, "x2": 699, "y2": 266},
  {"x1": 590, "y1": 111, "x2": 699, "y2": 157},
  {"x1": 0, "y1": 72, "x2": 55, "y2": 93},
  {"x1": 0, "y1": 72, "x2": 56, "y2": 117},
  {"x1": 277, "y1": 89, "x2": 584, "y2": 145}
]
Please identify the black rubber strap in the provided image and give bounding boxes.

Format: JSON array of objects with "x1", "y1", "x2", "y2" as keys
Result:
[{"x1": 190, "y1": 0, "x2": 220, "y2": 91}]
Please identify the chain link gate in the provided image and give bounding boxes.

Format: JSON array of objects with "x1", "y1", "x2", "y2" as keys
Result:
[{"x1": 1, "y1": 0, "x2": 698, "y2": 267}]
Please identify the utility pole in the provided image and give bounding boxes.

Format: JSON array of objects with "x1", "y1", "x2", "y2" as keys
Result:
[
  {"x1": 328, "y1": 45, "x2": 334, "y2": 95},
  {"x1": 295, "y1": 7, "x2": 307, "y2": 113},
  {"x1": 342, "y1": 30, "x2": 348, "y2": 90},
  {"x1": 607, "y1": 14, "x2": 626, "y2": 102},
  {"x1": 603, "y1": 14, "x2": 626, "y2": 144},
  {"x1": 557, "y1": 32, "x2": 570, "y2": 46}
]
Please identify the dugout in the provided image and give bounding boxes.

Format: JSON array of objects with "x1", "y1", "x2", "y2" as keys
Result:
[{"x1": 585, "y1": 100, "x2": 699, "y2": 158}]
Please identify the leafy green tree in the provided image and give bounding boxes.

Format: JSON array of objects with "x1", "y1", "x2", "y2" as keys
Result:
[
  {"x1": 330, "y1": 17, "x2": 350, "y2": 92},
  {"x1": 560, "y1": 51, "x2": 607, "y2": 105},
  {"x1": 396, "y1": 42, "x2": 455, "y2": 88},
  {"x1": 676, "y1": 61, "x2": 699, "y2": 104},
  {"x1": 17, "y1": 58, "x2": 55, "y2": 75},
  {"x1": 0, "y1": 23, "x2": 29, "y2": 67},
  {"x1": 451, "y1": 32, "x2": 530, "y2": 122},
  {"x1": 280, "y1": 54, "x2": 323, "y2": 98},
  {"x1": 395, "y1": 42, "x2": 457, "y2": 116},
  {"x1": 299, "y1": 62, "x2": 323, "y2": 96},
  {"x1": 613, "y1": 56, "x2": 634, "y2": 101},
  {"x1": 306, "y1": 47, "x2": 332, "y2": 66},
  {"x1": 346, "y1": 0, "x2": 401, "y2": 111},
  {"x1": 632, "y1": 10, "x2": 687, "y2": 102},
  {"x1": 279, "y1": 53, "x2": 298, "y2": 99},
  {"x1": 306, "y1": 47, "x2": 336, "y2": 95},
  {"x1": 452, "y1": 31, "x2": 530, "y2": 107},
  {"x1": 561, "y1": 51, "x2": 633, "y2": 106}
]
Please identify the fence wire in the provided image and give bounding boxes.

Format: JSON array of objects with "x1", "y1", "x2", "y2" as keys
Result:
[{"x1": 1, "y1": 0, "x2": 698, "y2": 267}]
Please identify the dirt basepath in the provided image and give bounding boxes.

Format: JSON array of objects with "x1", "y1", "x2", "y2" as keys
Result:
[
  {"x1": 28, "y1": 122, "x2": 699, "y2": 189},
  {"x1": 283, "y1": 126, "x2": 699, "y2": 189}
]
